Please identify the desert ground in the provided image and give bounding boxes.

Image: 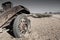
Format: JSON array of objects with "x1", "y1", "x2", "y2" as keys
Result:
[{"x1": 0, "y1": 14, "x2": 60, "y2": 40}]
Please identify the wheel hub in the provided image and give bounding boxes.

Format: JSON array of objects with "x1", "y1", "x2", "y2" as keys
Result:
[{"x1": 19, "y1": 18, "x2": 28, "y2": 34}]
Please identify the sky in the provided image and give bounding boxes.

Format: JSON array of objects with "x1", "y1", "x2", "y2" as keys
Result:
[{"x1": 0, "y1": 0, "x2": 60, "y2": 13}]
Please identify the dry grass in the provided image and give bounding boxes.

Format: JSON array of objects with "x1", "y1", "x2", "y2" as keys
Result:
[
  {"x1": 0, "y1": 14, "x2": 60, "y2": 40},
  {"x1": 26, "y1": 16, "x2": 60, "y2": 40}
]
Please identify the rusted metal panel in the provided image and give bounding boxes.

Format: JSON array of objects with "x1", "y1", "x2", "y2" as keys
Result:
[{"x1": 0, "y1": 5, "x2": 24, "y2": 27}]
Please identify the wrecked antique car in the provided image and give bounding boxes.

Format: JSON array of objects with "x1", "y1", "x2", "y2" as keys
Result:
[{"x1": 0, "y1": 1, "x2": 31, "y2": 38}]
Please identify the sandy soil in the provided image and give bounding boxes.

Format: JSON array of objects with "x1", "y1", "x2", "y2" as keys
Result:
[{"x1": 0, "y1": 15, "x2": 60, "y2": 40}]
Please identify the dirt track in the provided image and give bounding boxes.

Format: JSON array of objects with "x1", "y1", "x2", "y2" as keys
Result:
[{"x1": 0, "y1": 15, "x2": 60, "y2": 40}]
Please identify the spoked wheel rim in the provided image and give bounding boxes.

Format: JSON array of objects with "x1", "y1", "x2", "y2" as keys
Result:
[{"x1": 18, "y1": 17, "x2": 28, "y2": 34}]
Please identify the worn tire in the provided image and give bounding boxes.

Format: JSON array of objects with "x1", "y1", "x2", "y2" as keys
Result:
[{"x1": 13, "y1": 14, "x2": 31, "y2": 38}]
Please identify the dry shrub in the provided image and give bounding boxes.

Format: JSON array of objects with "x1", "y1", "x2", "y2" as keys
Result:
[{"x1": 31, "y1": 14, "x2": 52, "y2": 18}]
